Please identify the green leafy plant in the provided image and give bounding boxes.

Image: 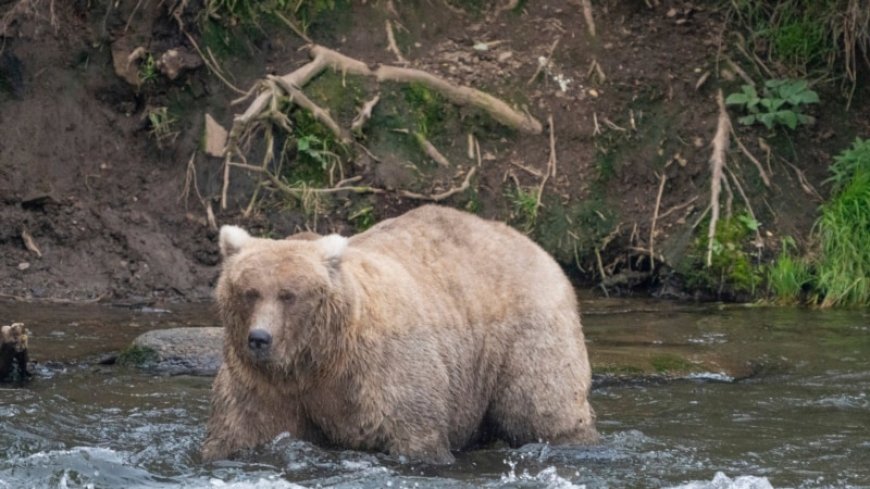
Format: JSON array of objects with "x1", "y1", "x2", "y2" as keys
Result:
[
  {"x1": 139, "y1": 53, "x2": 157, "y2": 84},
  {"x1": 725, "y1": 79, "x2": 819, "y2": 130}
]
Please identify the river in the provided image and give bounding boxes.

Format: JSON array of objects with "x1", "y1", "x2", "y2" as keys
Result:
[{"x1": 1, "y1": 300, "x2": 868, "y2": 488}]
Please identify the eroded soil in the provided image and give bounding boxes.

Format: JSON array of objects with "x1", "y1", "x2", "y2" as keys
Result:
[{"x1": 1, "y1": 0, "x2": 868, "y2": 303}]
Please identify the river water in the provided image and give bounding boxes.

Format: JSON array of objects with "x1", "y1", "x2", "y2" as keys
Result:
[{"x1": 1, "y1": 300, "x2": 868, "y2": 489}]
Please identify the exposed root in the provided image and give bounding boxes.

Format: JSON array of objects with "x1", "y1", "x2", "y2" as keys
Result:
[
  {"x1": 579, "y1": 0, "x2": 596, "y2": 37},
  {"x1": 270, "y1": 75, "x2": 351, "y2": 144},
  {"x1": 649, "y1": 172, "x2": 667, "y2": 270},
  {"x1": 400, "y1": 167, "x2": 477, "y2": 202},
  {"x1": 706, "y1": 90, "x2": 731, "y2": 267},
  {"x1": 534, "y1": 115, "x2": 557, "y2": 215},
  {"x1": 221, "y1": 44, "x2": 542, "y2": 210},
  {"x1": 385, "y1": 19, "x2": 408, "y2": 65},
  {"x1": 393, "y1": 129, "x2": 451, "y2": 167},
  {"x1": 732, "y1": 131, "x2": 770, "y2": 187},
  {"x1": 351, "y1": 94, "x2": 381, "y2": 135}
]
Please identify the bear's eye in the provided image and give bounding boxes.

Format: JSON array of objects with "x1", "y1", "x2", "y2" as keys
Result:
[
  {"x1": 278, "y1": 290, "x2": 296, "y2": 304},
  {"x1": 242, "y1": 289, "x2": 260, "y2": 301}
]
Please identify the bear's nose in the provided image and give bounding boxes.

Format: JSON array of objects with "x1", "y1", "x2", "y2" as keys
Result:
[{"x1": 248, "y1": 329, "x2": 272, "y2": 351}]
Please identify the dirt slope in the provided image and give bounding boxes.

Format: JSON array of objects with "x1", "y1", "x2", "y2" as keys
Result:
[{"x1": 0, "y1": 0, "x2": 867, "y2": 303}]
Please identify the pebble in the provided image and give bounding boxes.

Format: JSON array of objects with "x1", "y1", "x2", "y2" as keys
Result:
[{"x1": 17, "y1": 262, "x2": 30, "y2": 271}]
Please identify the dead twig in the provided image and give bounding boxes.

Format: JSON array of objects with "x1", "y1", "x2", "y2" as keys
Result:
[
  {"x1": 527, "y1": 38, "x2": 561, "y2": 85},
  {"x1": 400, "y1": 167, "x2": 477, "y2": 201},
  {"x1": 649, "y1": 172, "x2": 667, "y2": 270},
  {"x1": 393, "y1": 129, "x2": 451, "y2": 167},
  {"x1": 20, "y1": 228, "x2": 41, "y2": 257}
]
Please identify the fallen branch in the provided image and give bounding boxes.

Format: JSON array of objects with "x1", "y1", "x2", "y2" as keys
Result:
[
  {"x1": 706, "y1": 90, "x2": 731, "y2": 267},
  {"x1": 400, "y1": 167, "x2": 477, "y2": 201}
]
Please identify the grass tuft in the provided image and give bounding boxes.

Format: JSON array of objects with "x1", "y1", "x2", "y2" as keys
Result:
[{"x1": 813, "y1": 138, "x2": 870, "y2": 307}]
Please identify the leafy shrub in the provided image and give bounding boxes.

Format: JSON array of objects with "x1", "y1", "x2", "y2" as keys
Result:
[{"x1": 726, "y1": 79, "x2": 819, "y2": 130}]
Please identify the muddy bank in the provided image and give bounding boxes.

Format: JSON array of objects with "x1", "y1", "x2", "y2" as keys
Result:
[{"x1": 1, "y1": 0, "x2": 868, "y2": 303}]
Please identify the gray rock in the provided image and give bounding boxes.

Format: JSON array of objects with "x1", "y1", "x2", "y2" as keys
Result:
[{"x1": 129, "y1": 327, "x2": 223, "y2": 376}]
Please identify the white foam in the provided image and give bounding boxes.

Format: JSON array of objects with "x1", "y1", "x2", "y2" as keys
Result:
[
  {"x1": 501, "y1": 462, "x2": 585, "y2": 489},
  {"x1": 666, "y1": 471, "x2": 774, "y2": 489}
]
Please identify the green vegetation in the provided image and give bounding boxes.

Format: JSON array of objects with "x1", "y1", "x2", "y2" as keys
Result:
[
  {"x1": 683, "y1": 212, "x2": 763, "y2": 296},
  {"x1": 138, "y1": 53, "x2": 158, "y2": 84},
  {"x1": 507, "y1": 186, "x2": 539, "y2": 233},
  {"x1": 117, "y1": 345, "x2": 158, "y2": 367},
  {"x1": 726, "y1": 0, "x2": 870, "y2": 101},
  {"x1": 532, "y1": 197, "x2": 615, "y2": 271},
  {"x1": 767, "y1": 237, "x2": 812, "y2": 304},
  {"x1": 813, "y1": 138, "x2": 870, "y2": 307},
  {"x1": 650, "y1": 354, "x2": 696, "y2": 374},
  {"x1": 204, "y1": 0, "x2": 338, "y2": 30},
  {"x1": 146, "y1": 107, "x2": 178, "y2": 147},
  {"x1": 726, "y1": 80, "x2": 819, "y2": 130},
  {"x1": 348, "y1": 204, "x2": 375, "y2": 232}
]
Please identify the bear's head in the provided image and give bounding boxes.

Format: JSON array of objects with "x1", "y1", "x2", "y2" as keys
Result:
[{"x1": 216, "y1": 225, "x2": 350, "y2": 376}]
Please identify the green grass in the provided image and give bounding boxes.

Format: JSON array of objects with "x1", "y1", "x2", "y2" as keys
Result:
[
  {"x1": 767, "y1": 237, "x2": 812, "y2": 304},
  {"x1": 726, "y1": 0, "x2": 870, "y2": 100},
  {"x1": 682, "y1": 212, "x2": 764, "y2": 296},
  {"x1": 813, "y1": 138, "x2": 870, "y2": 307}
]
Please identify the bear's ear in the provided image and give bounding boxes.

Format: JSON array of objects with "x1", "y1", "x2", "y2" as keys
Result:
[
  {"x1": 317, "y1": 234, "x2": 348, "y2": 267},
  {"x1": 220, "y1": 225, "x2": 252, "y2": 259}
]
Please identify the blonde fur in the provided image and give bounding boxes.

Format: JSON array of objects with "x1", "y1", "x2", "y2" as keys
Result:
[{"x1": 203, "y1": 205, "x2": 597, "y2": 463}]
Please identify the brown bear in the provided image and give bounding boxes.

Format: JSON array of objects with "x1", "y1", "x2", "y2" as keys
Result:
[
  {"x1": 0, "y1": 323, "x2": 30, "y2": 381},
  {"x1": 202, "y1": 205, "x2": 596, "y2": 463}
]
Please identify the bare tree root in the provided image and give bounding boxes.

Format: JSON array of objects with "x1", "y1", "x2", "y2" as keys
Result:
[
  {"x1": 393, "y1": 129, "x2": 451, "y2": 167},
  {"x1": 706, "y1": 90, "x2": 731, "y2": 267},
  {"x1": 400, "y1": 167, "x2": 477, "y2": 202},
  {"x1": 385, "y1": 19, "x2": 408, "y2": 64},
  {"x1": 534, "y1": 114, "x2": 557, "y2": 215},
  {"x1": 351, "y1": 94, "x2": 380, "y2": 134},
  {"x1": 578, "y1": 0, "x2": 596, "y2": 37},
  {"x1": 732, "y1": 131, "x2": 770, "y2": 187}
]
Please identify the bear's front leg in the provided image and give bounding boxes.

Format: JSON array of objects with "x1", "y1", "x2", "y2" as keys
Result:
[
  {"x1": 388, "y1": 430, "x2": 455, "y2": 465},
  {"x1": 202, "y1": 364, "x2": 303, "y2": 461}
]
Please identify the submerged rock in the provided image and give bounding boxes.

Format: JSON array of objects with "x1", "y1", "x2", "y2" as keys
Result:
[{"x1": 126, "y1": 327, "x2": 223, "y2": 376}]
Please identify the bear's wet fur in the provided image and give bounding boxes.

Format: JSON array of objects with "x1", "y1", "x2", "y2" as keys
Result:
[{"x1": 202, "y1": 205, "x2": 596, "y2": 463}]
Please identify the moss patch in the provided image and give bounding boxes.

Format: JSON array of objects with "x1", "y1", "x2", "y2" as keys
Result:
[{"x1": 117, "y1": 345, "x2": 159, "y2": 367}]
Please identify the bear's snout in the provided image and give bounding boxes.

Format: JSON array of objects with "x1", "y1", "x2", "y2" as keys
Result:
[{"x1": 248, "y1": 329, "x2": 273, "y2": 353}]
